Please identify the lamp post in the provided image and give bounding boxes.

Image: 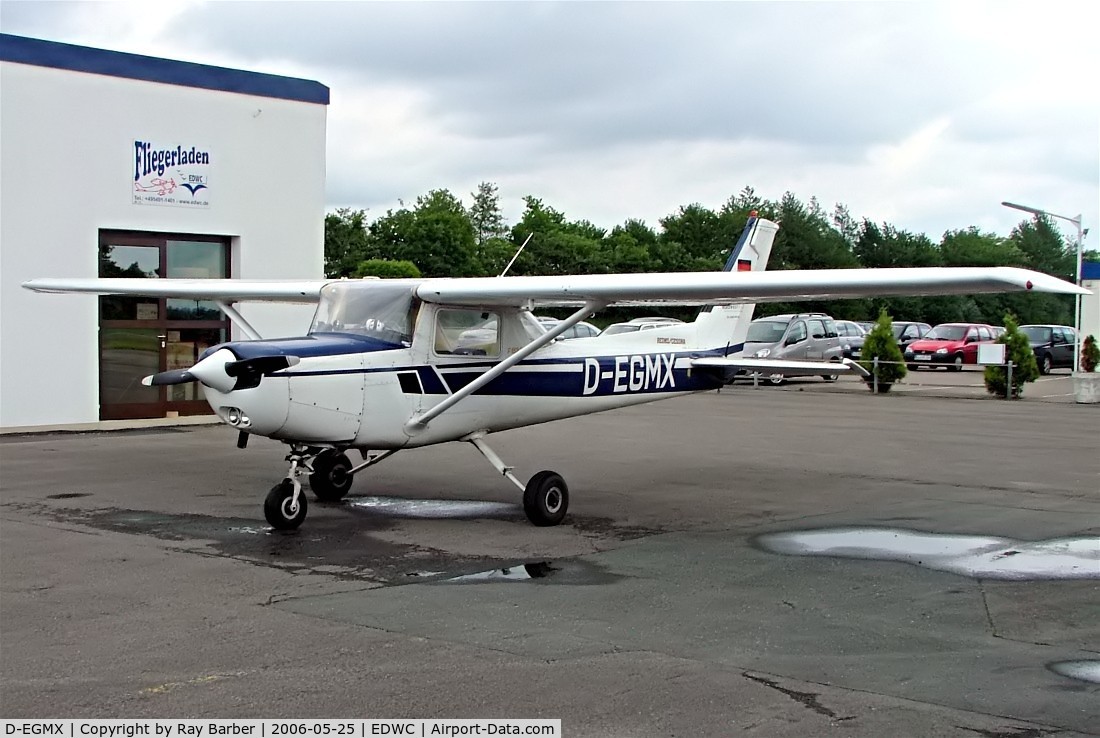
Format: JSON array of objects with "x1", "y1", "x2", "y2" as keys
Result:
[{"x1": 1002, "y1": 200, "x2": 1085, "y2": 372}]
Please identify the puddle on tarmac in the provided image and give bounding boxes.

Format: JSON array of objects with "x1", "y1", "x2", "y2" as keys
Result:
[
  {"x1": 1048, "y1": 660, "x2": 1100, "y2": 684},
  {"x1": 442, "y1": 561, "x2": 558, "y2": 582},
  {"x1": 755, "y1": 527, "x2": 1100, "y2": 580},
  {"x1": 347, "y1": 496, "x2": 518, "y2": 520}
]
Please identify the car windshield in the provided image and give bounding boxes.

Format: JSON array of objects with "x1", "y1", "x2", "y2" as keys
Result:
[
  {"x1": 1020, "y1": 326, "x2": 1053, "y2": 342},
  {"x1": 924, "y1": 325, "x2": 967, "y2": 341},
  {"x1": 746, "y1": 320, "x2": 789, "y2": 343},
  {"x1": 309, "y1": 281, "x2": 419, "y2": 346}
]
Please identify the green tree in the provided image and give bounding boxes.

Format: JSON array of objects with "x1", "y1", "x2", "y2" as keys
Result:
[
  {"x1": 859, "y1": 309, "x2": 907, "y2": 392},
  {"x1": 468, "y1": 181, "x2": 508, "y2": 247},
  {"x1": 352, "y1": 259, "x2": 421, "y2": 279},
  {"x1": 983, "y1": 314, "x2": 1039, "y2": 398},
  {"x1": 324, "y1": 208, "x2": 371, "y2": 277},
  {"x1": 367, "y1": 190, "x2": 478, "y2": 277}
]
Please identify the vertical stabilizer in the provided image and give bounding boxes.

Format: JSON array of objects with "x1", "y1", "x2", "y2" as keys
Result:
[{"x1": 690, "y1": 214, "x2": 779, "y2": 352}]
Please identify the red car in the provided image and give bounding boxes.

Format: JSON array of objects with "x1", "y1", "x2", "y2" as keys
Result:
[{"x1": 904, "y1": 323, "x2": 996, "y2": 371}]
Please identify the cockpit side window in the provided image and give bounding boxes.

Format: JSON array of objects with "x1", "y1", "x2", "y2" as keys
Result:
[{"x1": 434, "y1": 309, "x2": 501, "y2": 357}]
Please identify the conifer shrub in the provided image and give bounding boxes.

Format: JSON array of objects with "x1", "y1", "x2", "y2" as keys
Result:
[
  {"x1": 1081, "y1": 335, "x2": 1100, "y2": 373},
  {"x1": 859, "y1": 310, "x2": 906, "y2": 393},
  {"x1": 983, "y1": 314, "x2": 1039, "y2": 398}
]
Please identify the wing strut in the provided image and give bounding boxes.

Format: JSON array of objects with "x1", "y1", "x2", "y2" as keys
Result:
[
  {"x1": 405, "y1": 300, "x2": 605, "y2": 433},
  {"x1": 215, "y1": 300, "x2": 263, "y2": 341}
]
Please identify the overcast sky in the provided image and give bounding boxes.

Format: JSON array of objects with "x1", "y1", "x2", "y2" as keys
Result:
[{"x1": 3, "y1": 0, "x2": 1097, "y2": 247}]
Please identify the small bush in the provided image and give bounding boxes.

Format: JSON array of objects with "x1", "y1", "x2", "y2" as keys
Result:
[
  {"x1": 1081, "y1": 335, "x2": 1100, "y2": 373},
  {"x1": 859, "y1": 310, "x2": 907, "y2": 392},
  {"x1": 983, "y1": 314, "x2": 1039, "y2": 398}
]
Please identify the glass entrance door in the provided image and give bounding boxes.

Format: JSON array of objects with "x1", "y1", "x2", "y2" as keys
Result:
[{"x1": 98, "y1": 232, "x2": 229, "y2": 420}]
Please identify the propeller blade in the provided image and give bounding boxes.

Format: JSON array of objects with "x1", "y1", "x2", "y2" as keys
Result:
[{"x1": 142, "y1": 369, "x2": 196, "y2": 386}]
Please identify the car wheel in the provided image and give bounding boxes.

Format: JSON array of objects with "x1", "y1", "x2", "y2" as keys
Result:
[
  {"x1": 767, "y1": 374, "x2": 785, "y2": 386},
  {"x1": 949, "y1": 353, "x2": 964, "y2": 372},
  {"x1": 1040, "y1": 354, "x2": 1053, "y2": 375}
]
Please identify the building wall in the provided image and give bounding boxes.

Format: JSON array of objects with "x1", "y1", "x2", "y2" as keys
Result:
[
  {"x1": 1, "y1": 49, "x2": 328, "y2": 427},
  {"x1": 1082, "y1": 261, "x2": 1099, "y2": 352}
]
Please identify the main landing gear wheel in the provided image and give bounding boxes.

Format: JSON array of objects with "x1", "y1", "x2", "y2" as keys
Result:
[
  {"x1": 264, "y1": 480, "x2": 308, "y2": 530},
  {"x1": 523, "y1": 471, "x2": 569, "y2": 527},
  {"x1": 310, "y1": 450, "x2": 354, "y2": 502}
]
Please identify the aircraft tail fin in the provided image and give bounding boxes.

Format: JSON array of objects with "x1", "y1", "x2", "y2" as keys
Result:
[{"x1": 691, "y1": 213, "x2": 779, "y2": 352}]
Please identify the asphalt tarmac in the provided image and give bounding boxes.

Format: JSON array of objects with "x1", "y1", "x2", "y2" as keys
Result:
[{"x1": 2, "y1": 387, "x2": 1098, "y2": 736}]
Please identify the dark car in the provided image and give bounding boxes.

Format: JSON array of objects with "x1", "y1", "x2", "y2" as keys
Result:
[
  {"x1": 835, "y1": 320, "x2": 867, "y2": 359},
  {"x1": 893, "y1": 321, "x2": 932, "y2": 354},
  {"x1": 904, "y1": 323, "x2": 995, "y2": 371},
  {"x1": 1019, "y1": 324, "x2": 1076, "y2": 374}
]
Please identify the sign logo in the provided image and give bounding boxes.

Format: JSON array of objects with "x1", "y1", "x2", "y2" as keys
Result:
[{"x1": 133, "y1": 140, "x2": 211, "y2": 208}]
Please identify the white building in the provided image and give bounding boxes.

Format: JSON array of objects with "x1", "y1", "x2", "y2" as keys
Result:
[{"x1": 1, "y1": 34, "x2": 329, "y2": 428}]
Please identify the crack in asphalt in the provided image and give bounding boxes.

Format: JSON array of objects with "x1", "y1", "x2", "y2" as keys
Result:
[{"x1": 741, "y1": 671, "x2": 854, "y2": 721}]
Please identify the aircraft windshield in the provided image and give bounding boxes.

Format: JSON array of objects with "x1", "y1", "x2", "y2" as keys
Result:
[{"x1": 309, "y1": 282, "x2": 419, "y2": 346}]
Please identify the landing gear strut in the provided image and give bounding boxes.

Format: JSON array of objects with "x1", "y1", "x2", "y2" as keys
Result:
[
  {"x1": 263, "y1": 444, "x2": 400, "y2": 530},
  {"x1": 465, "y1": 432, "x2": 570, "y2": 526},
  {"x1": 263, "y1": 444, "x2": 316, "y2": 530}
]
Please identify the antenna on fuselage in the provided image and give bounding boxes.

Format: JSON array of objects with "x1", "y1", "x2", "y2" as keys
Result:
[{"x1": 499, "y1": 233, "x2": 534, "y2": 277}]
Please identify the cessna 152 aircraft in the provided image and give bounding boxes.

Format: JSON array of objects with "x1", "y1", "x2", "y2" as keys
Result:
[{"x1": 23, "y1": 215, "x2": 1086, "y2": 531}]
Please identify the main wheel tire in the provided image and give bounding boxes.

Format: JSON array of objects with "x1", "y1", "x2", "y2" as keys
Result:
[
  {"x1": 949, "y1": 353, "x2": 964, "y2": 372},
  {"x1": 523, "y1": 471, "x2": 569, "y2": 527},
  {"x1": 1040, "y1": 354, "x2": 1053, "y2": 375},
  {"x1": 264, "y1": 480, "x2": 307, "y2": 530},
  {"x1": 310, "y1": 450, "x2": 354, "y2": 502}
]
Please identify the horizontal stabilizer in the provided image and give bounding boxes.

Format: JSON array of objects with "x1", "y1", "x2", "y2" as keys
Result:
[{"x1": 692, "y1": 357, "x2": 871, "y2": 379}]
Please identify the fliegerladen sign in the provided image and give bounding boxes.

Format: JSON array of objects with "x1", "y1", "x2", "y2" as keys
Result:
[{"x1": 133, "y1": 140, "x2": 211, "y2": 208}]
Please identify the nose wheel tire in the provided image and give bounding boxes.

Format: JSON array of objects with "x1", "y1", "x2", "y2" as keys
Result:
[
  {"x1": 523, "y1": 471, "x2": 569, "y2": 527},
  {"x1": 264, "y1": 480, "x2": 307, "y2": 530},
  {"x1": 310, "y1": 450, "x2": 354, "y2": 502}
]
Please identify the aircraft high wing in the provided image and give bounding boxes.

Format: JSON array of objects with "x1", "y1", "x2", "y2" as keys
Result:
[
  {"x1": 22, "y1": 216, "x2": 1088, "y2": 532},
  {"x1": 23, "y1": 265, "x2": 1077, "y2": 310}
]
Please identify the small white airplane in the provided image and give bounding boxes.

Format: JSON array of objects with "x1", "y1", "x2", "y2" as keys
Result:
[{"x1": 23, "y1": 215, "x2": 1086, "y2": 530}]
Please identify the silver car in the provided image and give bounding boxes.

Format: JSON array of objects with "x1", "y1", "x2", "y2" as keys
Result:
[{"x1": 743, "y1": 313, "x2": 845, "y2": 384}]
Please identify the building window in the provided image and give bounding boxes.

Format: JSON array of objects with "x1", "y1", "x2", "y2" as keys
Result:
[{"x1": 98, "y1": 231, "x2": 230, "y2": 420}]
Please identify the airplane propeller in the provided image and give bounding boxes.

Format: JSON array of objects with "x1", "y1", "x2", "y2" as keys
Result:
[{"x1": 143, "y1": 348, "x2": 300, "y2": 392}]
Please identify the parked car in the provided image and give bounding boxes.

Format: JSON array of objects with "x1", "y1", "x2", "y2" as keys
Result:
[
  {"x1": 535, "y1": 316, "x2": 602, "y2": 339},
  {"x1": 601, "y1": 319, "x2": 681, "y2": 336},
  {"x1": 1019, "y1": 324, "x2": 1076, "y2": 374},
  {"x1": 903, "y1": 323, "x2": 995, "y2": 371},
  {"x1": 892, "y1": 321, "x2": 932, "y2": 354},
  {"x1": 835, "y1": 320, "x2": 867, "y2": 359},
  {"x1": 744, "y1": 313, "x2": 844, "y2": 384}
]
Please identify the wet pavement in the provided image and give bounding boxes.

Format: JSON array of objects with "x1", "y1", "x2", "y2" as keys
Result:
[{"x1": 1, "y1": 389, "x2": 1098, "y2": 735}]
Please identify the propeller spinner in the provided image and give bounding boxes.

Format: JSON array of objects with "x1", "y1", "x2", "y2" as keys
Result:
[{"x1": 143, "y1": 348, "x2": 299, "y2": 392}]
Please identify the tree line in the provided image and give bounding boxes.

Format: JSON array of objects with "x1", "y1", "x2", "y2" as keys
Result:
[{"x1": 325, "y1": 183, "x2": 1088, "y2": 327}]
